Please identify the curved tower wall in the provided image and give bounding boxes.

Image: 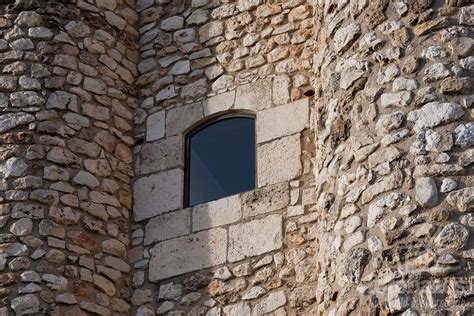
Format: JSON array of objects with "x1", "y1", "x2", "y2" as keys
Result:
[
  {"x1": 312, "y1": 0, "x2": 473, "y2": 314},
  {"x1": 0, "y1": 1, "x2": 137, "y2": 315},
  {"x1": 0, "y1": 0, "x2": 472, "y2": 315}
]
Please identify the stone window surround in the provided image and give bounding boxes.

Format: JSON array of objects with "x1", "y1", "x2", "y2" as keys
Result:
[{"x1": 134, "y1": 78, "x2": 310, "y2": 223}]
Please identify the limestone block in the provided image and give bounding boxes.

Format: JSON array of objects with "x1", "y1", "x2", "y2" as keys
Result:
[
  {"x1": 149, "y1": 228, "x2": 227, "y2": 281},
  {"x1": 257, "y1": 134, "x2": 301, "y2": 186},
  {"x1": 203, "y1": 90, "x2": 235, "y2": 116},
  {"x1": 192, "y1": 195, "x2": 241, "y2": 232},
  {"x1": 253, "y1": 290, "x2": 287, "y2": 315},
  {"x1": 228, "y1": 214, "x2": 282, "y2": 262},
  {"x1": 144, "y1": 209, "x2": 191, "y2": 245},
  {"x1": 133, "y1": 169, "x2": 183, "y2": 222},
  {"x1": 235, "y1": 78, "x2": 272, "y2": 111},
  {"x1": 146, "y1": 110, "x2": 165, "y2": 141},
  {"x1": 140, "y1": 136, "x2": 182, "y2": 175},
  {"x1": 257, "y1": 98, "x2": 309, "y2": 143},
  {"x1": 242, "y1": 182, "x2": 289, "y2": 218},
  {"x1": 166, "y1": 102, "x2": 203, "y2": 136}
]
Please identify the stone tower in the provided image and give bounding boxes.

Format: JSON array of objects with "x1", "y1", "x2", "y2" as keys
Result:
[{"x1": 0, "y1": 0, "x2": 473, "y2": 315}]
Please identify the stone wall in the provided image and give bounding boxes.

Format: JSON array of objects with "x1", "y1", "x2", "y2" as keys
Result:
[
  {"x1": 0, "y1": 0, "x2": 137, "y2": 315},
  {"x1": 0, "y1": 0, "x2": 472, "y2": 315},
  {"x1": 311, "y1": 0, "x2": 473, "y2": 314},
  {"x1": 131, "y1": 0, "x2": 317, "y2": 315}
]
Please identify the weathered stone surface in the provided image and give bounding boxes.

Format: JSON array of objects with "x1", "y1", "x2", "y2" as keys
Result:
[
  {"x1": 434, "y1": 223, "x2": 469, "y2": 250},
  {"x1": 144, "y1": 209, "x2": 190, "y2": 245},
  {"x1": 149, "y1": 228, "x2": 227, "y2": 281},
  {"x1": 228, "y1": 214, "x2": 282, "y2": 262},
  {"x1": 0, "y1": 112, "x2": 34, "y2": 134},
  {"x1": 146, "y1": 110, "x2": 165, "y2": 141},
  {"x1": 446, "y1": 187, "x2": 473, "y2": 213},
  {"x1": 257, "y1": 134, "x2": 301, "y2": 186},
  {"x1": 193, "y1": 195, "x2": 241, "y2": 232},
  {"x1": 140, "y1": 136, "x2": 182, "y2": 174},
  {"x1": 11, "y1": 294, "x2": 39, "y2": 314},
  {"x1": 0, "y1": 157, "x2": 28, "y2": 179},
  {"x1": 408, "y1": 102, "x2": 464, "y2": 131},
  {"x1": 134, "y1": 169, "x2": 183, "y2": 221},
  {"x1": 253, "y1": 290, "x2": 287, "y2": 315},
  {"x1": 242, "y1": 183, "x2": 288, "y2": 218},
  {"x1": 257, "y1": 99, "x2": 308, "y2": 143},
  {"x1": 415, "y1": 177, "x2": 438, "y2": 207}
]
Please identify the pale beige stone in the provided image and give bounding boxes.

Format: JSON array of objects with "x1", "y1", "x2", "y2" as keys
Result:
[
  {"x1": 134, "y1": 169, "x2": 183, "y2": 221},
  {"x1": 149, "y1": 228, "x2": 227, "y2": 281},
  {"x1": 256, "y1": 98, "x2": 309, "y2": 143},
  {"x1": 144, "y1": 209, "x2": 191, "y2": 245},
  {"x1": 257, "y1": 134, "x2": 301, "y2": 186},
  {"x1": 228, "y1": 214, "x2": 282, "y2": 262},
  {"x1": 192, "y1": 195, "x2": 241, "y2": 232}
]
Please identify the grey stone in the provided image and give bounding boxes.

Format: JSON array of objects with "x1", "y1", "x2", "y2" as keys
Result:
[
  {"x1": 434, "y1": 223, "x2": 469, "y2": 250},
  {"x1": 387, "y1": 285, "x2": 410, "y2": 313},
  {"x1": 253, "y1": 290, "x2": 287, "y2": 315},
  {"x1": 10, "y1": 218, "x2": 32, "y2": 236},
  {"x1": 342, "y1": 248, "x2": 370, "y2": 284},
  {"x1": 144, "y1": 209, "x2": 190, "y2": 245},
  {"x1": 161, "y1": 16, "x2": 184, "y2": 31},
  {"x1": 46, "y1": 91, "x2": 77, "y2": 110},
  {"x1": 423, "y1": 63, "x2": 450, "y2": 82},
  {"x1": 11, "y1": 294, "x2": 39, "y2": 314},
  {"x1": 140, "y1": 136, "x2": 182, "y2": 174},
  {"x1": 28, "y1": 27, "x2": 53, "y2": 40},
  {"x1": 0, "y1": 112, "x2": 34, "y2": 134},
  {"x1": 454, "y1": 122, "x2": 474, "y2": 148},
  {"x1": 42, "y1": 274, "x2": 68, "y2": 291},
  {"x1": 10, "y1": 91, "x2": 44, "y2": 107},
  {"x1": 146, "y1": 110, "x2": 165, "y2": 141},
  {"x1": 0, "y1": 157, "x2": 28, "y2": 179},
  {"x1": 415, "y1": 177, "x2": 438, "y2": 207},
  {"x1": 440, "y1": 178, "x2": 457, "y2": 193},
  {"x1": 408, "y1": 102, "x2": 464, "y2": 131},
  {"x1": 223, "y1": 302, "x2": 251, "y2": 316},
  {"x1": 333, "y1": 23, "x2": 361, "y2": 54},
  {"x1": 149, "y1": 228, "x2": 227, "y2": 281},
  {"x1": 380, "y1": 91, "x2": 413, "y2": 108}
]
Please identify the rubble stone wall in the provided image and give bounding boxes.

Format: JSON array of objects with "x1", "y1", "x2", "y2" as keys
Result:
[
  {"x1": 0, "y1": 0, "x2": 473, "y2": 315},
  {"x1": 311, "y1": 0, "x2": 473, "y2": 314},
  {"x1": 132, "y1": 0, "x2": 316, "y2": 315},
  {"x1": 0, "y1": 0, "x2": 137, "y2": 315}
]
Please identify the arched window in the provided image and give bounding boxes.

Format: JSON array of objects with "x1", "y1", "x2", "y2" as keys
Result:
[{"x1": 185, "y1": 114, "x2": 256, "y2": 207}]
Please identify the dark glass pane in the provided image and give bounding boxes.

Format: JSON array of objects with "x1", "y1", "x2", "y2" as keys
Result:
[{"x1": 187, "y1": 116, "x2": 255, "y2": 206}]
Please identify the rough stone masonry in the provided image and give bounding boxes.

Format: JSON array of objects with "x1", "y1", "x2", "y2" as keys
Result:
[{"x1": 0, "y1": 0, "x2": 473, "y2": 315}]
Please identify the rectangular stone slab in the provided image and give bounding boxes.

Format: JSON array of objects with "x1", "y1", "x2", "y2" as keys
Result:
[{"x1": 149, "y1": 227, "x2": 227, "y2": 282}]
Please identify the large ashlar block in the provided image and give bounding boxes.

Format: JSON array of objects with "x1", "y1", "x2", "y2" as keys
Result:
[
  {"x1": 192, "y1": 194, "x2": 241, "y2": 232},
  {"x1": 144, "y1": 209, "x2": 190, "y2": 245},
  {"x1": 203, "y1": 90, "x2": 235, "y2": 116},
  {"x1": 257, "y1": 98, "x2": 309, "y2": 143},
  {"x1": 146, "y1": 110, "x2": 165, "y2": 141},
  {"x1": 133, "y1": 169, "x2": 183, "y2": 222},
  {"x1": 139, "y1": 136, "x2": 182, "y2": 174},
  {"x1": 242, "y1": 182, "x2": 289, "y2": 218},
  {"x1": 228, "y1": 214, "x2": 282, "y2": 262},
  {"x1": 235, "y1": 78, "x2": 272, "y2": 111},
  {"x1": 257, "y1": 134, "x2": 301, "y2": 186},
  {"x1": 165, "y1": 102, "x2": 203, "y2": 136},
  {"x1": 149, "y1": 227, "x2": 227, "y2": 281}
]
